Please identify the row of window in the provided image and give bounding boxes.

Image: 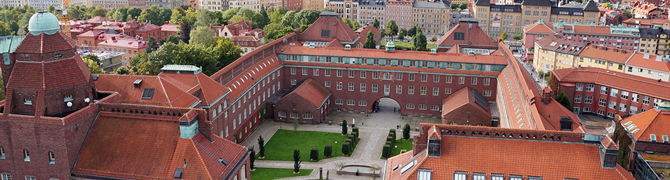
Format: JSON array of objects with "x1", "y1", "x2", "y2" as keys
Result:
[
  {"x1": 419, "y1": 170, "x2": 566, "y2": 180},
  {"x1": 278, "y1": 111, "x2": 315, "y2": 119},
  {"x1": 290, "y1": 68, "x2": 492, "y2": 85},
  {"x1": 282, "y1": 56, "x2": 504, "y2": 72},
  {"x1": 0, "y1": 147, "x2": 55, "y2": 164}
]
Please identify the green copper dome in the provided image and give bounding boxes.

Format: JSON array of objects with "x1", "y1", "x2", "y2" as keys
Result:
[{"x1": 28, "y1": 11, "x2": 60, "y2": 36}]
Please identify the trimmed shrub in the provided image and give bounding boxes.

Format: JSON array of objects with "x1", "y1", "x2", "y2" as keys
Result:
[
  {"x1": 390, "y1": 129, "x2": 396, "y2": 140},
  {"x1": 342, "y1": 142, "x2": 351, "y2": 155},
  {"x1": 310, "y1": 148, "x2": 319, "y2": 161},
  {"x1": 352, "y1": 132, "x2": 358, "y2": 142},
  {"x1": 383, "y1": 144, "x2": 391, "y2": 158},
  {"x1": 352, "y1": 127, "x2": 359, "y2": 136},
  {"x1": 324, "y1": 145, "x2": 332, "y2": 157},
  {"x1": 342, "y1": 120, "x2": 348, "y2": 135},
  {"x1": 387, "y1": 135, "x2": 394, "y2": 147},
  {"x1": 348, "y1": 134, "x2": 356, "y2": 144},
  {"x1": 403, "y1": 124, "x2": 411, "y2": 140}
]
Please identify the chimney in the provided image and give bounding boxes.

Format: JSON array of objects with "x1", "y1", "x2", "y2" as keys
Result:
[
  {"x1": 600, "y1": 136, "x2": 619, "y2": 169},
  {"x1": 541, "y1": 87, "x2": 552, "y2": 104}
]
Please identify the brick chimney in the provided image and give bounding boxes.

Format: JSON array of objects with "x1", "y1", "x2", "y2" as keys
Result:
[{"x1": 542, "y1": 87, "x2": 552, "y2": 104}]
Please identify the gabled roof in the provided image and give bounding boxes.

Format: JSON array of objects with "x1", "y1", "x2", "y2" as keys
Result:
[
  {"x1": 553, "y1": 67, "x2": 670, "y2": 100},
  {"x1": 356, "y1": 25, "x2": 382, "y2": 47},
  {"x1": 626, "y1": 51, "x2": 670, "y2": 73},
  {"x1": 159, "y1": 72, "x2": 229, "y2": 107},
  {"x1": 161, "y1": 24, "x2": 180, "y2": 32},
  {"x1": 441, "y1": 87, "x2": 490, "y2": 117},
  {"x1": 136, "y1": 23, "x2": 161, "y2": 32},
  {"x1": 475, "y1": 0, "x2": 490, "y2": 6},
  {"x1": 522, "y1": 0, "x2": 551, "y2": 6},
  {"x1": 76, "y1": 30, "x2": 104, "y2": 38},
  {"x1": 299, "y1": 12, "x2": 360, "y2": 45},
  {"x1": 73, "y1": 112, "x2": 249, "y2": 179},
  {"x1": 94, "y1": 75, "x2": 200, "y2": 107},
  {"x1": 535, "y1": 35, "x2": 587, "y2": 55},
  {"x1": 620, "y1": 107, "x2": 670, "y2": 142},
  {"x1": 283, "y1": 78, "x2": 331, "y2": 108},
  {"x1": 578, "y1": 44, "x2": 634, "y2": 64},
  {"x1": 623, "y1": 18, "x2": 670, "y2": 26},
  {"x1": 219, "y1": 55, "x2": 282, "y2": 104},
  {"x1": 437, "y1": 20, "x2": 497, "y2": 49},
  {"x1": 86, "y1": 16, "x2": 115, "y2": 24}
]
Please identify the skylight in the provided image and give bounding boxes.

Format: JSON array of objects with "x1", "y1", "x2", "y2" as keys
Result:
[{"x1": 141, "y1": 88, "x2": 155, "y2": 100}]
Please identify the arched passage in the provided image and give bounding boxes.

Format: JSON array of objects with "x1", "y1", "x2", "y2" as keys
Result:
[{"x1": 372, "y1": 97, "x2": 401, "y2": 113}]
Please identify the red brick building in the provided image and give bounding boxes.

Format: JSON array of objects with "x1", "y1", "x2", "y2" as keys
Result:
[
  {"x1": 385, "y1": 124, "x2": 635, "y2": 179},
  {"x1": 552, "y1": 67, "x2": 670, "y2": 119},
  {"x1": 0, "y1": 12, "x2": 250, "y2": 179},
  {"x1": 619, "y1": 102, "x2": 670, "y2": 179},
  {"x1": 437, "y1": 18, "x2": 497, "y2": 52},
  {"x1": 268, "y1": 78, "x2": 332, "y2": 124},
  {"x1": 385, "y1": 0, "x2": 414, "y2": 30}
]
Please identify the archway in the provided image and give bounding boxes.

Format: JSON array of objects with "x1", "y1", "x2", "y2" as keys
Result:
[{"x1": 372, "y1": 97, "x2": 401, "y2": 113}]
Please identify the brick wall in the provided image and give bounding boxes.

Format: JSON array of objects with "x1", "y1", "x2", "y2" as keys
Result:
[
  {"x1": 442, "y1": 104, "x2": 492, "y2": 126},
  {"x1": 273, "y1": 93, "x2": 330, "y2": 124}
]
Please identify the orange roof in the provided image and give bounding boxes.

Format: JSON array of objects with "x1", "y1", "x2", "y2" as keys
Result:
[
  {"x1": 626, "y1": 52, "x2": 670, "y2": 73},
  {"x1": 161, "y1": 24, "x2": 180, "y2": 32},
  {"x1": 438, "y1": 21, "x2": 497, "y2": 48},
  {"x1": 73, "y1": 112, "x2": 249, "y2": 179},
  {"x1": 279, "y1": 45, "x2": 508, "y2": 65},
  {"x1": 441, "y1": 87, "x2": 490, "y2": 118},
  {"x1": 553, "y1": 67, "x2": 670, "y2": 100},
  {"x1": 98, "y1": 38, "x2": 148, "y2": 49},
  {"x1": 534, "y1": 96, "x2": 585, "y2": 132},
  {"x1": 77, "y1": 30, "x2": 104, "y2": 38},
  {"x1": 623, "y1": 18, "x2": 670, "y2": 25},
  {"x1": 356, "y1": 25, "x2": 382, "y2": 46},
  {"x1": 578, "y1": 44, "x2": 634, "y2": 64},
  {"x1": 524, "y1": 22, "x2": 556, "y2": 34},
  {"x1": 136, "y1": 24, "x2": 161, "y2": 32},
  {"x1": 285, "y1": 78, "x2": 331, "y2": 108},
  {"x1": 299, "y1": 13, "x2": 360, "y2": 45},
  {"x1": 620, "y1": 108, "x2": 670, "y2": 142},
  {"x1": 94, "y1": 75, "x2": 200, "y2": 107},
  {"x1": 158, "y1": 73, "x2": 230, "y2": 107},
  {"x1": 534, "y1": 35, "x2": 587, "y2": 55},
  {"x1": 220, "y1": 55, "x2": 282, "y2": 103},
  {"x1": 601, "y1": 135, "x2": 620, "y2": 149}
]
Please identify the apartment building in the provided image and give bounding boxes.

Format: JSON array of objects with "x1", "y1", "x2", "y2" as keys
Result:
[
  {"x1": 357, "y1": 0, "x2": 385, "y2": 28},
  {"x1": 325, "y1": 0, "x2": 359, "y2": 21},
  {"x1": 303, "y1": 0, "x2": 324, "y2": 10},
  {"x1": 229, "y1": 0, "x2": 261, "y2": 11},
  {"x1": 623, "y1": 18, "x2": 670, "y2": 29},
  {"x1": 284, "y1": 0, "x2": 302, "y2": 11},
  {"x1": 412, "y1": 0, "x2": 451, "y2": 35},
  {"x1": 146, "y1": 0, "x2": 183, "y2": 8},
  {"x1": 385, "y1": 0, "x2": 413, "y2": 30},
  {"x1": 533, "y1": 36, "x2": 634, "y2": 73},
  {"x1": 29, "y1": 0, "x2": 60, "y2": 10},
  {"x1": 625, "y1": 52, "x2": 670, "y2": 82},
  {"x1": 638, "y1": 28, "x2": 670, "y2": 55},
  {"x1": 200, "y1": 0, "x2": 229, "y2": 11},
  {"x1": 473, "y1": 0, "x2": 599, "y2": 38},
  {"x1": 261, "y1": 0, "x2": 283, "y2": 9}
]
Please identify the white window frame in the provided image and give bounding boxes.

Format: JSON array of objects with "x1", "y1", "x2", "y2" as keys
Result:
[{"x1": 347, "y1": 100, "x2": 355, "y2": 106}]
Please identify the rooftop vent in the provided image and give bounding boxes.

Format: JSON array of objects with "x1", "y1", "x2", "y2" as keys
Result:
[
  {"x1": 92, "y1": 74, "x2": 99, "y2": 81},
  {"x1": 309, "y1": 42, "x2": 316, "y2": 48},
  {"x1": 430, "y1": 48, "x2": 437, "y2": 54},
  {"x1": 173, "y1": 168, "x2": 184, "y2": 179},
  {"x1": 133, "y1": 79, "x2": 143, "y2": 89},
  {"x1": 344, "y1": 44, "x2": 351, "y2": 50},
  {"x1": 385, "y1": 41, "x2": 395, "y2": 52},
  {"x1": 468, "y1": 51, "x2": 475, "y2": 56},
  {"x1": 218, "y1": 158, "x2": 229, "y2": 166},
  {"x1": 644, "y1": 54, "x2": 650, "y2": 59},
  {"x1": 656, "y1": 56, "x2": 663, "y2": 62}
]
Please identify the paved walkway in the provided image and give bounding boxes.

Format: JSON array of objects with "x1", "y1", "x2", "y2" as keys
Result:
[{"x1": 241, "y1": 99, "x2": 440, "y2": 180}]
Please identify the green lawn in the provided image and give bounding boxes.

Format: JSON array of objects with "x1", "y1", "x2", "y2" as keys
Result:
[
  {"x1": 381, "y1": 40, "x2": 437, "y2": 50},
  {"x1": 381, "y1": 138, "x2": 414, "y2": 159},
  {"x1": 261, "y1": 129, "x2": 358, "y2": 161},
  {"x1": 250, "y1": 168, "x2": 313, "y2": 180}
]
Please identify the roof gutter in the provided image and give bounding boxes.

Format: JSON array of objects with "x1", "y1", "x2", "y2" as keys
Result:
[
  {"x1": 188, "y1": 100, "x2": 202, "y2": 108},
  {"x1": 317, "y1": 93, "x2": 332, "y2": 109},
  {"x1": 222, "y1": 150, "x2": 251, "y2": 180}
]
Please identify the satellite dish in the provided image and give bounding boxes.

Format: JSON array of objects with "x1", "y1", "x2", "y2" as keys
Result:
[
  {"x1": 66, "y1": 102, "x2": 73, "y2": 107},
  {"x1": 85, "y1": 98, "x2": 90, "y2": 103}
]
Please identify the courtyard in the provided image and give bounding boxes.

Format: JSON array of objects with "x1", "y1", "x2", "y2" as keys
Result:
[{"x1": 241, "y1": 98, "x2": 440, "y2": 179}]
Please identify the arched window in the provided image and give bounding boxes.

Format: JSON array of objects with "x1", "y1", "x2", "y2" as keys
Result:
[
  {"x1": 49, "y1": 151, "x2": 55, "y2": 164},
  {"x1": 406, "y1": 104, "x2": 415, "y2": 109},
  {"x1": 278, "y1": 111, "x2": 286, "y2": 118},
  {"x1": 290, "y1": 112, "x2": 299, "y2": 119},
  {"x1": 303, "y1": 112, "x2": 313, "y2": 119},
  {"x1": 23, "y1": 149, "x2": 30, "y2": 162},
  {"x1": 524, "y1": 20, "x2": 530, "y2": 26}
]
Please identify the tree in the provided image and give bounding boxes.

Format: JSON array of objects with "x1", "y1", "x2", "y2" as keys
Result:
[
  {"x1": 83, "y1": 57, "x2": 104, "y2": 74},
  {"x1": 260, "y1": 6, "x2": 270, "y2": 26},
  {"x1": 430, "y1": 35, "x2": 438, "y2": 43},
  {"x1": 555, "y1": 92, "x2": 574, "y2": 112},
  {"x1": 166, "y1": 34, "x2": 180, "y2": 44},
  {"x1": 47, "y1": 5, "x2": 55, "y2": 15},
  {"x1": 169, "y1": 7, "x2": 185, "y2": 24},
  {"x1": 159, "y1": 8, "x2": 172, "y2": 23},
  {"x1": 624, "y1": 10, "x2": 632, "y2": 18},
  {"x1": 138, "y1": 6, "x2": 162, "y2": 25},
  {"x1": 352, "y1": 20, "x2": 360, "y2": 30},
  {"x1": 127, "y1": 7, "x2": 142, "y2": 20},
  {"x1": 249, "y1": 147, "x2": 256, "y2": 170},
  {"x1": 270, "y1": 8, "x2": 285, "y2": 24},
  {"x1": 0, "y1": 22, "x2": 12, "y2": 36},
  {"x1": 364, "y1": 31, "x2": 376, "y2": 49},
  {"x1": 194, "y1": 9, "x2": 213, "y2": 27},
  {"x1": 263, "y1": 23, "x2": 294, "y2": 41},
  {"x1": 144, "y1": 35, "x2": 159, "y2": 54},
  {"x1": 372, "y1": 18, "x2": 380, "y2": 28},
  {"x1": 385, "y1": 20, "x2": 398, "y2": 39},
  {"x1": 299, "y1": 24, "x2": 309, "y2": 32},
  {"x1": 293, "y1": 149, "x2": 301, "y2": 173},
  {"x1": 310, "y1": 148, "x2": 318, "y2": 161},
  {"x1": 293, "y1": 118, "x2": 299, "y2": 132},
  {"x1": 90, "y1": 6, "x2": 107, "y2": 17},
  {"x1": 281, "y1": 11, "x2": 297, "y2": 28},
  {"x1": 236, "y1": 8, "x2": 264, "y2": 29},
  {"x1": 221, "y1": 7, "x2": 240, "y2": 24},
  {"x1": 512, "y1": 34, "x2": 522, "y2": 41},
  {"x1": 459, "y1": 2, "x2": 468, "y2": 10},
  {"x1": 173, "y1": 43, "x2": 219, "y2": 75},
  {"x1": 402, "y1": 124, "x2": 410, "y2": 140},
  {"x1": 452, "y1": 3, "x2": 459, "y2": 9},
  {"x1": 500, "y1": 32, "x2": 509, "y2": 41},
  {"x1": 398, "y1": 29, "x2": 407, "y2": 41},
  {"x1": 342, "y1": 17, "x2": 354, "y2": 30},
  {"x1": 67, "y1": 5, "x2": 85, "y2": 20},
  {"x1": 412, "y1": 31, "x2": 427, "y2": 51},
  {"x1": 189, "y1": 26, "x2": 215, "y2": 46},
  {"x1": 324, "y1": 145, "x2": 332, "y2": 157},
  {"x1": 180, "y1": 19, "x2": 191, "y2": 44},
  {"x1": 114, "y1": 66, "x2": 130, "y2": 74},
  {"x1": 408, "y1": 25, "x2": 417, "y2": 37},
  {"x1": 603, "y1": 2, "x2": 611, "y2": 7},
  {"x1": 133, "y1": 42, "x2": 180, "y2": 75},
  {"x1": 106, "y1": 8, "x2": 116, "y2": 19},
  {"x1": 258, "y1": 136, "x2": 265, "y2": 158},
  {"x1": 342, "y1": 120, "x2": 348, "y2": 135}
]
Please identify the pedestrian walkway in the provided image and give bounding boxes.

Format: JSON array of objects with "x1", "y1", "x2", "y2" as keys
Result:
[{"x1": 242, "y1": 99, "x2": 440, "y2": 179}]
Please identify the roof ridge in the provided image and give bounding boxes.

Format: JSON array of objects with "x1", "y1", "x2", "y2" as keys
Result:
[
  {"x1": 159, "y1": 77, "x2": 174, "y2": 107},
  {"x1": 635, "y1": 110, "x2": 662, "y2": 141}
]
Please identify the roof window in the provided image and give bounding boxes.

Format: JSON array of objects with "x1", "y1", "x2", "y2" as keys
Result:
[
  {"x1": 141, "y1": 88, "x2": 155, "y2": 100},
  {"x1": 64, "y1": 95, "x2": 73, "y2": 102},
  {"x1": 24, "y1": 98, "x2": 32, "y2": 105},
  {"x1": 664, "y1": 135, "x2": 669, "y2": 143},
  {"x1": 321, "y1": 29, "x2": 331, "y2": 37},
  {"x1": 651, "y1": 134, "x2": 657, "y2": 142}
]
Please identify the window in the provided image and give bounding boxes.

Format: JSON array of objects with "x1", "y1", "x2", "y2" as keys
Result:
[
  {"x1": 630, "y1": 106, "x2": 638, "y2": 114},
  {"x1": 313, "y1": 69, "x2": 319, "y2": 76},
  {"x1": 335, "y1": 99, "x2": 343, "y2": 105},
  {"x1": 433, "y1": 75, "x2": 439, "y2": 82},
  {"x1": 1, "y1": 174, "x2": 10, "y2": 180},
  {"x1": 23, "y1": 149, "x2": 29, "y2": 162},
  {"x1": 278, "y1": 111, "x2": 286, "y2": 117},
  {"x1": 491, "y1": 174, "x2": 505, "y2": 180},
  {"x1": 453, "y1": 171, "x2": 467, "y2": 180},
  {"x1": 373, "y1": 72, "x2": 378, "y2": 79},
  {"x1": 290, "y1": 112, "x2": 299, "y2": 119},
  {"x1": 418, "y1": 104, "x2": 427, "y2": 110},
  {"x1": 348, "y1": 70, "x2": 354, "y2": 78},
  {"x1": 396, "y1": 85, "x2": 402, "y2": 94},
  {"x1": 471, "y1": 77, "x2": 477, "y2": 85},
  {"x1": 303, "y1": 112, "x2": 313, "y2": 119},
  {"x1": 408, "y1": 86, "x2": 415, "y2": 94},
  {"x1": 600, "y1": 86, "x2": 608, "y2": 94},
  {"x1": 347, "y1": 100, "x2": 355, "y2": 106},
  {"x1": 23, "y1": 98, "x2": 32, "y2": 105},
  {"x1": 24, "y1": 177, "x2": 34, "y2": 180},
  {"x1": 586, "y1": 84, "x2": 594, "y2": 92},
  {"x1": 421, "y1": 74, "x2": 427, "y2": 82},
  {"x1": 610, "y1": 88, "x2": 618, "y2": 97},
  {"x1": 576, "y1": 83, "x2": 583, "y2": 91},
  {"x1": 348, "y1": 82, "x2": 354, "y2": 91},
  {"x1": 291, "y1": 79, "x2": 297, "y2": 85},
  {"x1": 445, "y1": 76, "x2": 452, "y2": 83},
  {"x1": 420, "y1": 87, "x2": 427, "y2": 95},
  {"x1": 619, "y1": 103, "x2": 627, "y2": 112},
  {"x1": 291, "y1": 67, "x2": 296, "y2": 75},
  {"x1": 643, "y1": 96, "x2": 650, "y2": 105},
  {"x1": 337, "y1": 70, "x2": 343, "y2": 77},
  {"x1": 454, "y1": 33, "x2": 465, "y2": 40},
  {"x1": 406, "y1": 103, "x2": 415, "y2": 109},
  {"x1": 431, "y1": 105, "x2": 439, "y2": 111},
  {"x1": 609, "y1": 101, "x2": 617, "y2": 109},
  {"x1": 64, "y1": 94, "x2": 73, "y2": 102},
  {"x1": 632, "y1": 93, "x2": 639, "y2": 102},
  {"x1": 483, "y1": 78, "x2": 490, "y2": 86},
  {"x1": 599, "y1": 98, "x2": 607, "y2": 107},
  {"x1": 360, "y1": 83, "x2": 366, "y2": 92},
  {"x1": 337, "y1": 82, "x2": 342, "y2": 90},
  {"x1": 433, "y1": 87, "x2": 439, "y2": 96},
  {"x1": 302, "y1": 68, "x2": 308, "y2": 75},
  {"x1": 372, "y1": 84, "x2": 378, "y2": 92},
  {"x1": 360, "y1": 71, "x2": 366, "y2": 78},
  {"x1": 359, "y1": 101, "x2": 367, "y2": 106},
  {"x1": 325, "y1": 81, "x2": 331, "y2": 87},
  {"x1": 418, "y1": 169, "x2": 432, "y2": 180},
  {"x1": 0, "y1": 147, "x2": 4, "y2": 159},
  {"x1": 325, "y1": 69, "x2": 331, "y2": 76},
  {"x1": 574, "y1": 95, "x2": 581, "y2": 103},
  {"x1": 397, "y1": 73, "x2": 402, "y2": 80},
  {"x1": 409, "y1": 74, "x2": 415, "y2": 81},
  {"x1": 654, "y1": 98, "x2": 662, "y2": 107},
  {"x1": 49, "y1": 151, "x2": 55, "y2": 164},
  {"x1": 458, "y1": 77, "x2": 465, "y2": 84},
  {"x1": 321, "y1": 29, "x2": 331, "y2": 37},
  {"x1": 484, "y1": 90, "x2": 492, "y2": 97}
]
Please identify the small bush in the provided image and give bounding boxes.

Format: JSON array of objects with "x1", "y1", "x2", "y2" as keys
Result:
[
  {"x1": 310, "y1": 148, "x2": 318, "y2": 161},
  {"x1": 342, "y1": 142, "x2": 351, "y2": 155},
  {"x1": 324, "y1": 145, "x2": 332, "y2": 157},
  {"x1": 387, "y1": 135, "x2": 394, "y2": 147},
  {"x1": 352, "y1": 132, "x2": 358, "y2": 141},
  {"x1": 383, "y1": 144, "x2": 391, "y2": 158},
  {"x1": 342, "y1": 120, "x2": 348, "y2": 135},
  {"x1": 403, "y1": 124, "x2": 411, "y2": 140},
  {"x1": 390, "y1": 129, "x2": 396, "y2": 139},
  {"x1": 352, "y1": 127, "x2": 359, "y2": 136},
  {"x1": 348, "y1": 134, "x2": 356, "y2": 144}
]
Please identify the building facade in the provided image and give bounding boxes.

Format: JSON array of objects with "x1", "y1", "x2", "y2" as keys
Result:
[
  {"x1": 624, "y1": 52, "x2": 670, "y2": 82},
  {"x1": 325, "y1": 0, "x2": 359, "y2": 21},
  {"x1": 412, "y1": 0, "x2": 451, "y2": 35},
  {"x1": 200, "y1": 0, "x2": 229, "y2": 11},
  {"x1": 283, "y1": 0, "x2": 302, "y2": 10},
  {"x1": 385, "y1": 0, "x2": 413, "y2": 30},
  {"x1": 229, "y1": 0, "x2": 261, "y2": 11},
  {"x1": 146, "y1": 0, "x2": 184, "y2": 9},
  {"x1": 302, "y1": 0, "x2": 323, "y2": 10},
  {"x1": 357, "y1": 0, "x2": 385, "y2": 28}
]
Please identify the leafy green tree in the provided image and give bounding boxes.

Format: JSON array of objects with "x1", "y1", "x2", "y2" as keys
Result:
[
  {"x1": 300, "y1": 24, "x2": 309, "y2": 32},
  {"x1": 500, "y1": 32, "x2": 509, "y2": 40},
  {"x1": 281, "y1": 11, "x2": 297, "y2": 28},
  {"x1": 263, "y1": 23, "x2": 295, "y2": 41},
  {"x1": 294, "y1": 9, "x2": 320, "y2": 27},
  {"x1": 364, "y1": 31, "x2": 376, "y2": 49},
  {"x1": 112, "y1": 9, "x2": 127, "y2": 21},
  {"x1": 555, "y1": 92, "x2": 574, "y2": 112},
  {"x1": 167, "y1": 34, "x2": 180, "y2": 44},
  {"x1": 372, "y1": 18, "x2": 380, "y2": 28},
  {"x1": 133, "y1": 42, "x2": 179, "y2": 75},
  {"x1": 169, "y1": 6, "x2": 185, "y2": 24},
  {"x1": 114, "y1": 66, "x2": 130, "y2": 74},
  {"x1": 624, "y1": 10, "x2": 632, "y2": 18},
  {"x1": 293, "y1": 149, "x2": 301, "y2": 173},
  {"x1": 173, "y1": 43, "x2": 218, "y2": 75},
  {"x1": 194, "y1": 9, "x2": 213, "y2": 27},
  {"x1": 270, "y1": 8, "x2": 285, "y2": 24},
  {"x1": 0, "y1": 22, "x2": 12, "y2": 36},
  {"x1": 67, "y1": 5, "x2": 85, "y2": 20},
  {"x1": 183, "y1": 9, "x2": 198, "y2": 25},
  {"x1": 460, "y1": 2, "x2": 468, "y2": 10},
  {"x1": 47, "y1": 5, "x2": 55, "y2": 15},
  {"x1": 352, "y1": 20, "x2": 360, "y2": 30},
  {"x1": 127, "y1": 7, "x2": 142, "y2": 20},
  {"x1": 138, "y1": 6, "x2": 162, "y2": 25},
  {"x1": 144, "y1": 35, "x2": 159, "y2": 54},
  {"x1": 412, "y1": 31, "x2": 427, "y2": 51},
  {"x1": 452, "y1": 3, "x2": 459, "y2": 9},
  {"x1": 260, "y1": 5, "x2": 270, "y2": 26},
  {"x1": 385, "y1": 20, "x2": 398, "y2": 39},
  {"x1": 403, "y1": 124, "x2": 410, "y2": 140},
  {"x1": 9, "y1": 21, "x2": 18, "y2": 34},
  {"x1": 221, "y1": 7, "x2": 240, "y2": 24},
  {"x1": 430, "y1": 35, "x2": 438, "y2": 43},
  {"x1": 189, "y1": 26, "x2": 215, "y2": 46},
  {"x1": 398, "y1": 29, "x2": 406, "y2": 41},
  {"x1": 82, "y1": 54, "x2": 101, "y2": 65},
  {"x1": 180, "y1": 19, "x2": 191, "y2": 44},
  {"x1": 117, "y1": 7, "x2": 129, "y2": 21},
  {"x1": 603, "y1": 2, "x2": 611, "y2": 7},
  {"x1": 512, "y1": 34, "x2": 522, "y2": 41},
  {"x1": 90, "y1": 6, "x2": 107, "y2": 17},
  {"x1": 408, "y1": 25, "x2": 417, "y2": 37},
  {"x1": 159, "y1": 8, "x2": 172, "y2": 23},
  {"x1": 212, "y1": 37, "x2": 243, "y2": 69},
  {"x1": 342, "y1": 17, "x2": 353, "y2": 29},
  {"x1": 106, "y1": 8, "x2": 116, "y2": 18},
  {"x1": 249, "y1": 147, "x2": 256, "y2": 169},
  {"x1": 258, "y1": 136, "x2": 265, "y2": 158},
  {"x1": 342, "y1": 120, "x2": 348, "y2": 135},
  {"x1": 83, "y1": 57, "x2": 104, "y2": 74}
]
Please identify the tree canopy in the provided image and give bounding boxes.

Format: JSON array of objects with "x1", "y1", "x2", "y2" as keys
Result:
[
  {"x1": 189, "y1": 26, "x2": 215, "y2": 46},
  {"x1": 363, "y1": 31, "x2": 376, "y2": 49}
]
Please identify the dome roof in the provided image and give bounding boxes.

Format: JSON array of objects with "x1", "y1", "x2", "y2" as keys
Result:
[{"x1": 29, "y1": 11, "x2": 61, "y2": 36}]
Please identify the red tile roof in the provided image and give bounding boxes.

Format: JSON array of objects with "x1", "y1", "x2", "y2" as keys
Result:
[
  {"x1": 620, "y1": 108, "x2": 670, "y2": 142},
  {"x1": 534, "y1": 35, "x2": 587, "y2": 55},
  {"x1": 76, "y1": 30, "x2": 104, "y2": 38},
  {"x1": 278, "y1": 45, "x2": 508, "y2": 65},
  {"x1": 14, "y1": 31, "x2": 77, "y2": 54},
  {"x1": 626, "y1": 52, "x2": 670, "y2": 73},
  {"x1": 219, "y1": 55, "x2": 282, "y2": 103},
  {"x1": 623, "y1": 18, "x2": 670, "y2": 26},
  {"x1": 578, "y1": 44, "x2": 634, "y2": 64},
  {"x1": 159, "y1": 73, "x2": 229, "y2": 107},
  {"x1": 356, "y1": 25, "x2": 382, "y2": 46},
  {"x1": 161, "y1": 24, "x2": 180, "y2": 33},
  {"x1": 441, "y1": 87, "x2": 490, "y2": 118},
  {"x1": 98, "y1": 37, "x2": 148, "y2": 49},
  {"x1": 286, "y1": 78, "x2": 331, "y2": 108},
  {"x1": 437, "y1": 21, "x2": 497, "y2": 49},
  {"x1": 524, "y1": 22, "x2": 556, "y2": 34},
  {"x1": 299, "y1": 14, "x2": 360, "y2": 45},
  {"x1": 94, "y1": 75, "x2": 200, "y2": 107},
  {"x1": 553, "y1": 67, "x2": 670, "y2": 100},
  {"x1": 601, "y1": 135, "x2": 620, "y2": 149},
  {"x1": 136, "y1": 23, "x2": 161, "y2": 32},
  {"x1": 86, "y1": 16, "x2": 115, "y2": 24}
]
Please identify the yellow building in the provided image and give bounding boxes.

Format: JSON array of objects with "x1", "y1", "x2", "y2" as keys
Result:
[
  {"x1": 412, "y1": 0, "x2": 452, "y2": 35},
  {"x1": 534, "y1": 35, "x2": 634, "y2": 73},
  {"x1": 638, "y1": 28, "x2": 670, "y2": 55}
]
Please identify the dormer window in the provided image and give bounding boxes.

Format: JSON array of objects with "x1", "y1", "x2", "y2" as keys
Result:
[
  {"x1": 664, "y1": 135, "x2": 669, "y2": 143},
  {"x1": 64, "y1": 95, "x2": 73, "y2": 102},
  {"x1": 24, "y1": 149, "x2": 30, "y2": 162},
  {"x1": 651, "y1": 134, "x2": 657, "y2": 142},
  {"x1": 24, "y1": 98, "x2": 32, "y2": 105},
  {"x1": 55, "y1": 54, "x2": 63, "y2": 59}
]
